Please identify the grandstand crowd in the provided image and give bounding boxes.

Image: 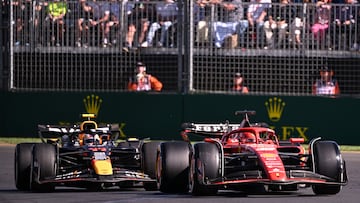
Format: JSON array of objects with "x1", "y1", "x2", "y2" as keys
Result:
[{"x1": 8, "y1": 0, "x2": 360, "y2": 52}]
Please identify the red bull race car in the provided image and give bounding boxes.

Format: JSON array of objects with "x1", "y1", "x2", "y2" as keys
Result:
[
  {"x1": 14, "y1": 114, "x2": 160, "y2": 192},
  {"x1": 156, "y1": 111, "x2": 348, "y2": 195}
]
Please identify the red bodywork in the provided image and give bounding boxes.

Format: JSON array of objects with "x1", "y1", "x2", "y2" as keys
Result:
[
  {"x1": 176, "y1": 111, "x2": 347, "y2": 195},
  {"x1": 200, "y1": 127, "x2": 308, "y2": 185}
]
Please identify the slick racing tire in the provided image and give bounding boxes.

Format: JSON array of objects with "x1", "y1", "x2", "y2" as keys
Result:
[
  {"x1": 190, "y1": 142, "x2": 220, "y2": 196},
  {"x1": 142, "y1": 141, "x2": 161, "y2": 191},
  {"x1": 31, "y1": 143, "x2": 57, "y2": 192},
  {"x1": 15, "y1": 143, "x2": 35, "y2": 191},
  {"x1": 156, "y1": 141, "x2": 191, "y2": 193},
  {"x1": 312, "y1": 140, "x2": 344, "y2": 195}
]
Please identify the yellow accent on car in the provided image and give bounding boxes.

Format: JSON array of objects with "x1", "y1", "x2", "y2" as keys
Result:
[
  {"x1": 80, "y1": 121, "x2": 98, "y2": 131},
  {"x1": 92, "y1": 159, "x2": 113, "y2": 175}
]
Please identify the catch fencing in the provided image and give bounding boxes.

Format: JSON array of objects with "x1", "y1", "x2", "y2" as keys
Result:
[{"x1": 3, "y1": 0, "x2": 360, "y2": 95}]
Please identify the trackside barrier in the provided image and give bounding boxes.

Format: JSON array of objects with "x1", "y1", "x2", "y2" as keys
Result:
[{"x1": 0, "y1": 91, "x2": 359, "y2": 145}]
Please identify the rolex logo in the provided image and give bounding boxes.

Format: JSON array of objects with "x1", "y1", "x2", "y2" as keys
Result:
[
  {"x1": 83, "y1": 94, "x2": 102, "y2": 115},
  {"x1": 265, "y1": 97, "x2": 285, "y2": 122}
]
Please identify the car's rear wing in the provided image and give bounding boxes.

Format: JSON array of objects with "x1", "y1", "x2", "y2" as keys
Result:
[
  {"x1": 180, "y1": 110, "x2": 270, "y2": 141},
  {"x1": 38, "y1": 123, "x2": 120, "y2": 141},
  {"x1": 181, "y1": 122, "x2": 241, "y2": 139}
]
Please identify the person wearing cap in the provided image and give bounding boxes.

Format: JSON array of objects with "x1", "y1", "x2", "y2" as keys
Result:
[
  {"x1": 312, "y1": 67, "x2": 340, "y2": 95},
  {"x1": 128, "y1": 62, "x2": 163, "y2": 91},
  {"x1": 231, "y1": 72, "x2": 249, "y2": 93}
]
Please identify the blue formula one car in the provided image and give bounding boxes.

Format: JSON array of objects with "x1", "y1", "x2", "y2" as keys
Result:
[{"x1": 15, "y1": 114, "x2": 160, "y2": 192}]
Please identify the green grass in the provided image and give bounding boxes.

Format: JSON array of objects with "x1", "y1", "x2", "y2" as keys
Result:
[
  {"x1": 0, "y1": 137, "x2": 42, "y2": 145},
  {"x1": 1, "y1": 137, "x2": 359, "y2": 152},
  {"x1": 339, "y1": 145, "x2": 360, "y2": 152}
]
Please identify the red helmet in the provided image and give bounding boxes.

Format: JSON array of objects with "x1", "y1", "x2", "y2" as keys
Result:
[
  {"x1": 226, "y1": 133, "x2": 240, "y2": 144},
  {"x1": 240, "y1": 132, "x2": 256, "y2": 143}
]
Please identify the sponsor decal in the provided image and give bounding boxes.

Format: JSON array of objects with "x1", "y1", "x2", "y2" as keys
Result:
[{"x1": 261, "y1": 153, "x2": 277, "y2": 158}]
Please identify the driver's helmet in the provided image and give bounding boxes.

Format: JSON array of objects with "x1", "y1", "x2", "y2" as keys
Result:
[
  {"x1": 227, "y1": 134, "x2": 240, "y2": 143},
  {"x1": 83, "y1": 134, "x2": 101, "y2": 145},
  {"x1": 240, "y1": 132, "x2": 256, "y2": 143},
  {"x1": 83, "y1": 134, "x2": 94, "y2": 145},
  {"x1": 79, "y1": 121, "x2": 98, "y2": 145}
]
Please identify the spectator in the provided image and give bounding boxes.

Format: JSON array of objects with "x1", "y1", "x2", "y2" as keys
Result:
[
  {"x1": 34, "y1": 1, "x2": 47, "y2": 46},
  {"x1": 246, "y1": 0, "x2": 270, "y2": 49},
  {"x1": 136, "y1": 1, "x2": 157, "y2": 47},
  {"x1": 76, "y1": 0, "x2": 98, "y2": 48},
  {"x1": 103, "y1": 0, "x2": 121, "y2": 47},
  {"x1": 194, "y1": 0, "x2": 210, "y2": 46},
  {"x1": 45, "y1": 0, "x2": 68, "y2": 46},
  {"x1": 212, "y1": 0, "x2": 248, "y2": 48},
  {"x1": 75, "y1": 0, "x2": 92, "y2": 48},
  {"x1": 75, "y1": 0, "x2": 110, "y2": 48},
  {"x1": 311, "y1": 0, "x2": 331, "y2": 49},
  {"x1": 264, "y1": 0, "x2": 302, "y2": 49},
  {"x1": 123, "y1": 1, "x2": 137, "y2": 50},
  {"x1": 141, "y1": 0, "x2": 178, "y2": 47},
  {"x1": 12, "y1": 0, "x2": 32, "y2": 46},
  {"x1": 231, "y1": 72, "x2": 249, "y2": 93},
  {"x1": 330, "y1": 0, "x2": 356, "y2": 50},
  {"x1": 124, "y1": 0, "x2": 157, "y2": 51},
  {"x1": 128, "y1": 62, "x2": 163, "y2": 91},
  {"x1": 312, "y1": 67, "x2": 340, "y2": 95},
  {"x1": 96, "y1": 1, "x2": 111, "y2": 47}
]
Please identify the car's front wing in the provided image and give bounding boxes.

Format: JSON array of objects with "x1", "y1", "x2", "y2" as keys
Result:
[
  {"x1": 205, "y1": 170, "x2": 347, "y2": 186},
  {"x1": 36, "y1": 168, "x2": 155, "y2": 185}
]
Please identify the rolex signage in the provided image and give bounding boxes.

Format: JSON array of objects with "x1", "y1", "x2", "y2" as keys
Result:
[
  {"x1": 265, "y1": 97, "x2": 285, "y2": 122},
  {"x1": 264, "y1": 97, "x2": 309, "y2": 141},
  {"x1": 83, "y1": 94, "x2": 103, "y2": 116},
  {"x1": 0, "y1": 92, "x2": 358, "y2": 145}
]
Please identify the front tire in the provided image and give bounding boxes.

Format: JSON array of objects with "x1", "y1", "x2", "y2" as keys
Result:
[
  {"x1": 31, "y1": 143, "x2": 57, "y2": 192},
  {"x1": 142, "y1": 141, "x2": 161, "y2": 191},
  {"x1": 311, "y1": 141, "x2": 344, "y2": 195},
  {"x1": 156, "y1": 141, "x2": 191, "y2": 193},
  {"x1": 190, "y1": 142, "x2": 220, "y2": 196},
  {"x1": 14, "y1": 143, "x2": 34, "y2": 190}
]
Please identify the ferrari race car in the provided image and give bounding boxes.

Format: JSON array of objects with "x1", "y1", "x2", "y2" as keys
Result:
[
  {"x1": 156, "y1": 110, "x2": 348, "y2": 195},
  {"x1": 14, "y1": 114, "x2": 160, "y2": 192}
]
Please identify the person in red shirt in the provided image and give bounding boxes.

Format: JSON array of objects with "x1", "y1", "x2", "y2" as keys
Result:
[
  {"x1": 128, "y1": 62, "x2": 163, "y2": 91},
  {"x1": 312, "y1": 67, "x2": 340, "y2": 95},
  {"x1": 231, "y1": 72, "x2": 249, "y2": 93}
]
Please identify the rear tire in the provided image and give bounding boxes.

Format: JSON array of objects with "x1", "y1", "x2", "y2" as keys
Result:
[
  {"x1": 31, "y1": 143, "x2": 57, "y2": 192},
  {"x1": 311, "y1": 141, "x2": 344, "y2": 195},
  {"x1": 14, "y1": 143, "x2": 34, "y2": 190},
  {"x1": 156, "y1": 141, "x2": 191, "y2": 193},
  {"x1": 190, "y1": 142, "x2": 220, "y2": 196},
  {"x1": 142, "y1": 141, "x2": 161, "y2": 191}
]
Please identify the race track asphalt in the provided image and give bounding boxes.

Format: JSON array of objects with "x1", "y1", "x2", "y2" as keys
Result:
[{"x1": 0, "y1": 145, "x2": 359, "y2": 203}]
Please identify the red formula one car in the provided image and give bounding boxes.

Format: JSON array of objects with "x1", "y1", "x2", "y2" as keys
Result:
[
  {"x1": 156, "y1": 111, "x2": 348, "y2": 195},
  {"x1": 14, "y1": 114, "x2": 160, "y2": 192}
]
